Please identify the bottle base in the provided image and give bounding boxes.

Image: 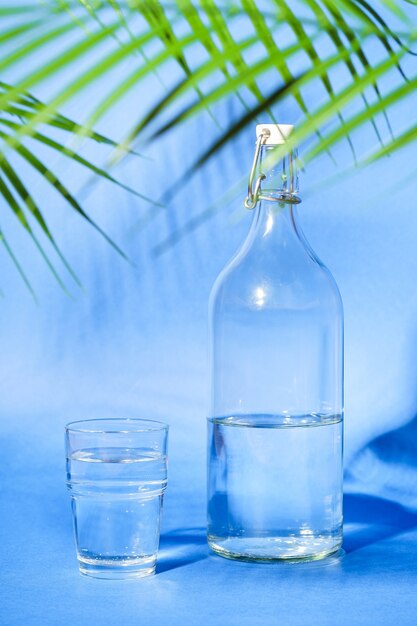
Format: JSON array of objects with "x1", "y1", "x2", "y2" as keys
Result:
[{"x1": 208, "y1": 534, "x2": 342, "y2": 563}]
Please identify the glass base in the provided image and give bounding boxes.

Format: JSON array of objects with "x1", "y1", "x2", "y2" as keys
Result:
[
  {"x1": 208, "y1": 534, "x2": 342, "y2": 563},
  {"x1": 78, "y1": 555, "x2": 156, "y2": 579}
]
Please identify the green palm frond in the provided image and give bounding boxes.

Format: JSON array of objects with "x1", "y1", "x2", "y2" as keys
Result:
[
  {"x1": 0, "y1": 159, "x2": 75, "y2": 295},
  {"x1": 0, "y1": 0, "x2": 416, "y2": 289},
  {"x1": 0, "y1": 81, "x2": 144, "y2": 154},
  {"x1": 0, "y1": 226, "x2": 36, "y2": 300}
]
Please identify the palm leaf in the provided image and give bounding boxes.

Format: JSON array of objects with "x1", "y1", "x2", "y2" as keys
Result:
[
  {"x1": 0, "y1": 5, "x2": 45, "y2": 16},
  {"x1": 0, "y1": 161, "x2": 73, "y2": 293},
  {"x1": 197, "y1": 0, "x2": 267, "y2": 110},
  {"x1": 150, "y1": 20, "x2": 415, "y2": 253},
  {"x1": 0, "y1": 130, "x2": 130, "y2": 265},
  {"x1": 332, "y1": 0, "x2": 413, "y2": 81},
  {"x1": 351, "y1": 0, "x2": 415, "y2": 51},
  {"x1": 72, "y1": 24, "x2": 204, "y2": 145},
  {"x1": 3, "y1": 19, "x2": 211, "y2": 150},
  {"x1": 170, "y1": 23, "x2": 413, "y2": 180},
  {"x1": 0, "y1": 82, "x2": 144, "y2": 154},
  {"x1": 135, "y1": 0, "x2": 220, "y2": 128},
  {"x1": 303, "y1": 75, "x2": 417, "y2": 163},
  {"x1": 0, "y1": 177, "x2": 37, "y2": 300},
  {"x1": 239, "y1": 0, "x2": 335, "y2": 161},
  {"x1": 0, "y1": 119, "x2": 157, "y2": 205},
  {"x1": 174, "y1": 0, "x2": 254, "y2": 115},
  {"x1": 136, "y1": 30, "x2": 322, "y2": 143},
  {"x1": 365, "y1": 122, "x2": 417, "y2": 163},
  {"x1": 124, "y1": 30, "x2": 266, "y2": 143},
  {"x1": 0, "y1": 21, "x2": 120, "y2": 117},
  {"x1": 0, "y1": 18, "x2": 85, "y2": 76},
  {"x1": 275, "y1": 0, "x2": 357, "y2": 162},
  {"x1": 0, "y1": 226, "x2": 35, "y2": 301},
  {"x1": 0, "y1": 0, "x2": 415, "y2": 285},
  {"x1": 0, "y1": 19, "x2": 46, "y2": 45},
  {"x1": 376, "y1": 0, "x2": 410, "y2": 21},
  {"x1": 156, "y1": 36, "x2": 366, "y2": 177},
  {"x1": 106, "y1": 0, "x2": 171, "y2": 91},
  {"x1": 0, "y1": 154, "x2": 80, "y2": 289},
  {"x1": 307, "y1": 0, "x2": 393, "y2": 143}
]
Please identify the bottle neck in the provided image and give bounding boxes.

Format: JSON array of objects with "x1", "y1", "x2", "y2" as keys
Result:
[
  {"x1": 246, "y1": 147, "x2": 307, "y2": 253},
  {"x1": 258, "y1": 145, "x2": 299, "y2": 200},
  {"x1": 251, "y1": 200, "x2": 300, "y2": 244}
]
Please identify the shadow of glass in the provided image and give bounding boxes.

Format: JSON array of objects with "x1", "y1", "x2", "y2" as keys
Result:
[
  {"x1": 157, "y1": 527, "x2": 208, "y2": 574},
  {"x1": 344, "y1": 493, "x2": 417, "y2": 553}
]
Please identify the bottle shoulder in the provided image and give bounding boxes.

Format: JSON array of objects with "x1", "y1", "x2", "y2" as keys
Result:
[
  {"x1": 209, "y1": 203, "x2": 343, "y2": 314},
  {"x1": 210, "y1": 248, "x2": 343, "y2": 314}
]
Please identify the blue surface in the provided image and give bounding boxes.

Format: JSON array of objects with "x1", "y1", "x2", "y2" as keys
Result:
[
  {"x1": 1, "y1": 5, "x2": 417, "y2": 624},
  {"x1": 3, "y1": 461, "x2": 417, "y2": 626}
]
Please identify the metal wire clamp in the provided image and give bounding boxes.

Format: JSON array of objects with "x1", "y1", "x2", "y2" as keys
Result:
[{"x1": 244, "y1": 130, "x2": 269, "y2": 210}]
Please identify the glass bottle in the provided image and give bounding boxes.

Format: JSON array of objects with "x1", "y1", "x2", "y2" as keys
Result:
[{"x1": 207, "y1": 124, "x2": 343, "y2": 561}]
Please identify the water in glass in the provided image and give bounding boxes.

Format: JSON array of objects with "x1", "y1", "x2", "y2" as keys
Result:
[{"x1": 67, "y1": 446, "x2": 167, "y2": 578}]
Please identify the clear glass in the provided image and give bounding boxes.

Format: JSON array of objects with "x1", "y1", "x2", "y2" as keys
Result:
[
  {"x1": 208, "y1": 146, "x2": 343, "y2": 562},
  {"x1": 66, "y1": 418, "x2": 168, "y2": 579}
]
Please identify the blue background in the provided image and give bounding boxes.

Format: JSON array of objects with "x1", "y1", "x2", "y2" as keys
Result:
[{"x1": 1, "y1": 3, "x2": 417, "y2": 624}]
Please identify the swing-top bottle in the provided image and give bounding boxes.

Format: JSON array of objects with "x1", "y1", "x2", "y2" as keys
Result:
[{"x1": 207, "y1": 124, "x2": 344, "y2": 561}]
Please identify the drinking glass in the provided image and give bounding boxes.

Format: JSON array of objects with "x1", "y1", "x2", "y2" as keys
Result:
[{"x1": 65, "y1": 418, "x2": 168, "y2": 579}]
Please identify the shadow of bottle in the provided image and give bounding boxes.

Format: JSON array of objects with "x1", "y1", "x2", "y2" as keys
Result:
[
  {"x1": 344, "y1": 413, "x2": 417, "y2": 552},
  {"x1": 344, "y1": 492, "x2": 417, "y2": 553}
]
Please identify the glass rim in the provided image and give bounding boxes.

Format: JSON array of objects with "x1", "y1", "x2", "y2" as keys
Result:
[{"x1": 65, "y1": 418, "x2": 169, "y2": 434}]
